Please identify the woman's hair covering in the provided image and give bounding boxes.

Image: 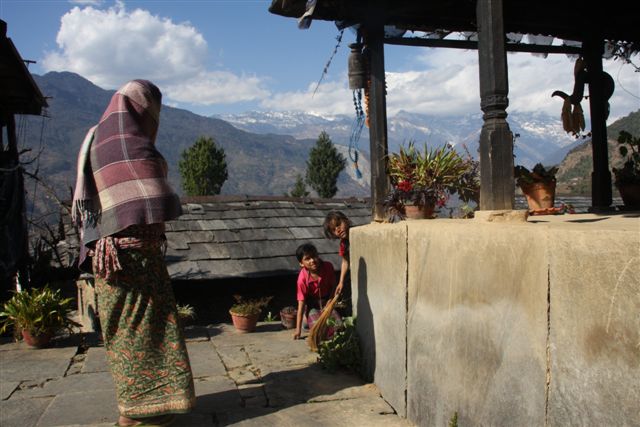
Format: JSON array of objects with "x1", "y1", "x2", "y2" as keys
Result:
[{"x1": 72, "y1": 80, "x2": 182, "y2": 267}]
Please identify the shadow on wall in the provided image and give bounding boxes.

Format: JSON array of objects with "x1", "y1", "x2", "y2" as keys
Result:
[{"x1": 356, "y1": 257, "x2": 375, "y2": 382}]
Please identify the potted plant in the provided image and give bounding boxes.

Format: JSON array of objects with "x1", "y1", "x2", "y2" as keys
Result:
[
  {"x1": 612, "y1": 130, "x2": 640, "y2": 209},
  {"x1": 0, "y1": 286, "x2": 81, "y2": 347},
  {"x1": 514, "y1": 163, "x2": 558, "y2": 212},
  {"x1": 176, "y1": 303, "x2": 196, "y2": 329},
  {"x1": 385, "y1": 142, "x2": 479, "y2": 219},
  {"x1": 279, "y1": 306, "x2": 297, "y2": 330},
  {"x1": 229, "y1": 295, "x2": 273, "y2": 333}
]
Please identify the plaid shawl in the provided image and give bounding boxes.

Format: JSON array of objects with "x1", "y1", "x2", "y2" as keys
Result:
[{"x1": 72, "y1": 80, "x2": 181, "y2": 268}]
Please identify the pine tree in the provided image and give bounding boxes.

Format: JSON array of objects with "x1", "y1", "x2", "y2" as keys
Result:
[
  {"x1": 178, "y1": 136, "x2": 228, "y2": 196},
  {"x1": 305, "y1": 131, "x2": 346, "y2": 198},
  {"x1": 288, "y1": 174, "x2": 309, "y2": 197}
]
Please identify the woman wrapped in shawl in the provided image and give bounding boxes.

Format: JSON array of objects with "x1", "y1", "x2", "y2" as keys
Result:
[{"x1": 72, "y1": 80, "x2": 195, "y2": 427}]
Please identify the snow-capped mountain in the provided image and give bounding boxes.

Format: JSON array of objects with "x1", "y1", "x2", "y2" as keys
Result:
[{"x1": 217, "y1": 110, "x2": 583, "y2": 168}]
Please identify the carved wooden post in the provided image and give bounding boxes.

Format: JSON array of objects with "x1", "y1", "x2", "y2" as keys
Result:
[
  {"x1": 476, "y1": 0, "x2": 515, "y2": 210},
  {"x1": 583, "y1": 37, "x2": 612, "y2": 210},
  {"x1": 364, "y1": 24, "x2": 390, "y2": 222}
]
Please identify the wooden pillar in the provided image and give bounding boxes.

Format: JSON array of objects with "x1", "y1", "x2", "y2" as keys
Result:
[
  {"x1": 476, "y1": 0, "x2": 514, "y2": 210},
  {"x1": 364, "y1": 25, "x2": 390, "y2": 222},
  {"x1": 583, "y1": 37, "x2": 612, "y2": 210}
]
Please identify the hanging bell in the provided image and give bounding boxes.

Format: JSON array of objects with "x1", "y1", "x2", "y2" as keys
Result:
[{"x1": 348, "y1": 43, "x2": 366, "y2": 90}]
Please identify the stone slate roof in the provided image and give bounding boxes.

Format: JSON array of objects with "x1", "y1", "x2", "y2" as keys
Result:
[{"x1": 61, "y1": 196, "x2": 371, "y2": 281}]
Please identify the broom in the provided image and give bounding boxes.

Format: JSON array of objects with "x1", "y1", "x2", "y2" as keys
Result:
[{"x1": 307, "y1": 292, "x2": 341, "y2": 352}]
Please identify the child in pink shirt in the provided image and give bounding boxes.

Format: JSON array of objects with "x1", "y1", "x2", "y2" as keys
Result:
[{"x1": 293, "y1": 243, "x2": 341, "y2": 340}]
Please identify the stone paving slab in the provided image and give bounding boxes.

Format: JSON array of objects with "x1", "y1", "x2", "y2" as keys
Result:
[
  {"x1": 0, "y1": 346, "x2": 77, "y2": 382},
  {"x1": 36, "y1": 389, "x2": 118, "y2": 427},
  {"x1": 187, "y1": 341, "x2": 227, "y2": 379},
  {"x1": 1, "y1": 380, "x2": 19, "y2": 400},
  {"x1": 11, "y1": 372, "x2": 115, "y2": 399},
  {"x1": 81, "y1": 347, "x2": 108, "y2": 373},
  {"x1": 0, "y1": 396, "x2": 53, "y2": 427}
]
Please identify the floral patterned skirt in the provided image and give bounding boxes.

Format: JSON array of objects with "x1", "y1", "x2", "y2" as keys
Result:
[{"x1": 94, "y1": 246, "x2": 196, "y2": 418}]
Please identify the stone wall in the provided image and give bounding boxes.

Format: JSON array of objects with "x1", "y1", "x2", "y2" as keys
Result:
[{"x1": 351, "y1": 214, "x2": 639, "y2": 426}]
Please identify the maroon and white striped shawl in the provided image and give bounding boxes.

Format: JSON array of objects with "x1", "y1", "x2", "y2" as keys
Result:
[{"x1": 72, "y1": 80, "x2": 181, "y2": 268}]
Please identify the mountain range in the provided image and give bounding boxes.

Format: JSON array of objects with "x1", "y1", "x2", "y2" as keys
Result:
[{"x1": 15, "y1": 72, "x2": 639, "y2": 220}]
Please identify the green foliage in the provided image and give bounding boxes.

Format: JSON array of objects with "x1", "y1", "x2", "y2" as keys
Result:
[
  {"x1": 612, "y1": 130, "x2": 640, "y2": 186},
  {"x1": 448, "y1": 412, "x2": 459, "y2": 427},
  {"x1": 317, "y1": 317, "x2": 362, "y2": 374},
  {"x1": 514, "y1": 163, "x2": 558, "y2": 187},
  {"x1": 263, "y1": 311, "x2": 278, "y2": 322},
  {"x1": 229, "y1": 295, "x2": 273, "y2": 316},
  {"x1": 305, "y1": 131, "x2": 346, "y2": 198},
  {"x1": 385, "y1": 142, "x2": 479, "y2": 211},
  {"x1": 176, "y1": 303, "x2": 196, "y2": 323},
  {"x1": 0, "y1": 286, "x2": 80, "y2": 336},
  {"x1": 178, "y1": 136, "x2": 228, "y2": 196},
  {"x1": 288, "y1": 174, "x2": 310, "y2": 197}
]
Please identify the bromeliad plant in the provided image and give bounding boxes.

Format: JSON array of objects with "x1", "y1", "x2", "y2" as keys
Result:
[
  {"x1": 0, "y1": 286, "x2": 80, "y2": 338},
  {"x1": 385, "y1": 142, "x2": 479, "y2": 215}
]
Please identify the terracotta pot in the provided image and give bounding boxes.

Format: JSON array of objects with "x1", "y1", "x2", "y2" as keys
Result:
[
  {"x1": 617, "y1": 183, "x2": 640, "y2": 209},
  {"x1": 280, "y1": 308, "x2": 297, "y2": 329},
  {"x1": 21, "y1": 329, "x2": 54, "y2": 348},
  {"x1": 520, "y1": 181, "x2": 556, "y2": 211},
  {"x1": 229, "y1": 311, "x2": 259, "y2": 333},
  {"x1": 404, "y1": 203, "x2": 435, "y2": 220}
]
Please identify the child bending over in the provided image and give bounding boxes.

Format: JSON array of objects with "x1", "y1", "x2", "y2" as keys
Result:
[
  {"x1": 323, "y1": 211, "x2": 352, "y2": 309},
  {"x1": 293, "y1": 243, "x2": 342, "y2": 340}
]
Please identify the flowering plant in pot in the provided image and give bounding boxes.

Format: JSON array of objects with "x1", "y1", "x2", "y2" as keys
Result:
[
  {"x1": 612, "y1": 130, "x2": 640, "y2": 208},
  {"x1": 514, "y1": 163, "x2": 558, "y2": 211},
  {"x1": 229, "y1": 295, "x2": 273, "y2": 333},
  {"x1": 385, "y1": 142, "x2": 479, "y2": 219},
  {"x1": 0, "y1": 286, "x2": 81, "y2": 347}
]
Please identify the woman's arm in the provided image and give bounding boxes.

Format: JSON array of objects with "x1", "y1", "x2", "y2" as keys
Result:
[{"x1": 293, "y1": 300, "x2": 306, "y2": 339}]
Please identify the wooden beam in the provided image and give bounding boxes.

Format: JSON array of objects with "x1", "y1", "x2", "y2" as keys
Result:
[
  {"x1": 477, "y1": 0, "x2": 515, "y2": 211},
  {"x1": 584, "y1": 36, "x2": 612, "y2": 210},
  {"x1": 364, "y1": 25, "x2": 390, "y2": 222},
  {"x1": 385, "y1": 36, "x2": 583, "y2": 55}
]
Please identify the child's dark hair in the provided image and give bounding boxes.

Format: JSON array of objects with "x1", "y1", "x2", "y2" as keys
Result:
[
  {"x1": 323, "y1": 210, "x2": 352, "y2": 239},
  {"x1": 296, "y1": 243, "x2": 318, "y2": 262}
]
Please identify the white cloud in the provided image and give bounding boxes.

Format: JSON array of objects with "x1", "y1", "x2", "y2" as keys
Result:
[
  {"x1": 43, "y1": 2, "x2": 269, "y2": 108},
  {"x1": 261, "y1": 47, "x2": 638, "y2": 121}
]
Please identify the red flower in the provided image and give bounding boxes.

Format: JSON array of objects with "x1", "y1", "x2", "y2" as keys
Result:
[{"x1": 397, "y1": 180, "x2": 413, "y2": 192}]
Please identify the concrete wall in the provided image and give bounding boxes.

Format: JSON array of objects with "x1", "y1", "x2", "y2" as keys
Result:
[
  {"x1": 352, "y1": 223, "x2": 408, "y2": 417},
  {"x1": 351, "y1": 215, "x2": 639, "y2": 427}
]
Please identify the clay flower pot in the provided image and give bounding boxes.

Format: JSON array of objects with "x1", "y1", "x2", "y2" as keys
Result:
[
  {"x1": 404, "y1": 203, "x2": 435, "y2": 220},
  {"x1": 617, "y1": 183, "x2": 640, "y2": 209},
  {"x1": 520, "y1": 181, "x2": 556, "y2": 211},
  {"x1": 229, "y1": 311, "x2": 259, "y2": 333},
  {"x1": 21, "y1": 329, "x2": 54, "y2": 348},
  {"x1": 280, "y1": 307, "x2": 297, "y2": 329}
]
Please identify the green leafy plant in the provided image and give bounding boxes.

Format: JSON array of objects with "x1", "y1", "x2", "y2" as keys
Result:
[
  {"x1": 0, "y1": 286, "x2": 80, "y2": 337},
  {"x1": 612, "y1": 130, "x2": 640, "y2": 186},
  {"x1": 385, "y1": 142, "x2": 479, "y2": 214},
  {"x1": 263, "y1": 311, "x2": 278, "y2": 322},
  {"x1": 448, "y1": 411, "x2": 459, "y2": 427},
  {"x1": 317, "y1": 317, "x2": 362, "y2": 374},
  {"x1": 176, "y1": 303, "x2": 196, "y2": 325},
  {"x1": 514, "y1": 163, "x2": 558, "y2": 187},
  {"x1": 229, "y1": 295, "x2": 273, "y2": 316}
]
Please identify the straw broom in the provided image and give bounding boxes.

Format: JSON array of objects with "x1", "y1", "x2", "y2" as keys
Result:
[{"x1": 307, "y1": 293, "x2": 341, "y2": 352}]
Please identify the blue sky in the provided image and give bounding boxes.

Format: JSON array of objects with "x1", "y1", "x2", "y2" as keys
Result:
[{"x1": 1, "y1": 0, "x2": 638, "y2": 121}]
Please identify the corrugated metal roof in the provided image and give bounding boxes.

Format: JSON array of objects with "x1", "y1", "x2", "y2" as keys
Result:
[{"x1": 61, "y1": 196, "x2": 371, "y2": 281}]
